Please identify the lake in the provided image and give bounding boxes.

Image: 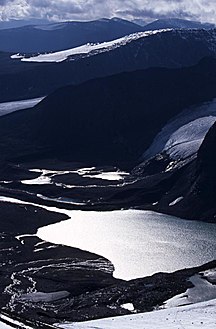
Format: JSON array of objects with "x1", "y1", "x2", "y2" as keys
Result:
[{"x1": 37, "y1": 209, "x2": 216, "y2": 280}]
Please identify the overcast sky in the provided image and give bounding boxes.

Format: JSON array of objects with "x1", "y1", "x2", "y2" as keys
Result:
[{"x1": 0, "y1": 0, "x2": 215, "y2": 24}]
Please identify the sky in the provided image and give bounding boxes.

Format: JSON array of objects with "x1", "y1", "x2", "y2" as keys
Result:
[{"x1": 0, "y1": 0, "x2": 215, "y2": 24}]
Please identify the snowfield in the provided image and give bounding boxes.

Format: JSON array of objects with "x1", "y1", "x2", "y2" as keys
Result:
[
  {"x1": 0, "y1": 322, "x2": 13, "y2": 329},
  {"x1": 0, "y1": 314, "x2": 33, "y2": 329},
  {"x1": 11, "y1": 29, "x2": 171, "y2": 63},
  {"x1": 56, "y1": 299, "x2": 216, "y2": 329},
  {"x1": 164, "y1": 273, "x2": 216, "y2": 308},
  {"x1": 0, "y1": 97, "x2": 44, "y2": 117},
  {"x1": 143, "y1": 98, "x2": 216, "y2": 161}
]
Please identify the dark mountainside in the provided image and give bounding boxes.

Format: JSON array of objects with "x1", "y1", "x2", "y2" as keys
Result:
[
  {"x1": 0, "y1": 18, "x2": 143, "y2": 53},
  {"x1": 0, "y1": 58, "x2": 216, "y2": 166},
  {"x1": 109, "y1": 106, "x2": 216, "y2": 222},
  {"x1": 1, "y1": 28, "x2": 216, "y2": 102},
  {"x1": 155, "y1": 121, "x2": 216, "y2": 220}
]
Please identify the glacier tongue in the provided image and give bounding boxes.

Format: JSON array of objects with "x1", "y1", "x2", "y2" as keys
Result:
[
  {"x1": 143, "y1": 98, "x2": 216, "y2": 161},
  {"x1": 165, "y1": 116, "x2": 216, "y2": 160}
]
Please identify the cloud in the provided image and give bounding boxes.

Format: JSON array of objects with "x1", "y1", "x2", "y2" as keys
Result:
[
  {"x1": 0, "y1": 0, "x2": 16, "y2": 5},
  {"x1": 0, "y1": 0, "x2": 216, "y2": 24}
]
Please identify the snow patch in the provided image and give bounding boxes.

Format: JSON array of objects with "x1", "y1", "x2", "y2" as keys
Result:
[
  {"x1": 11, "y1": 29, "x2": 171, "y2": 63},
  {"x1": 37, "y1": 194, "x2": 86, "y2": 206},
  {"x1": 10, "y1": 54, "x2": 24, "y2": 59},
  {"x1": 56, "y1": 298, "x2": 216, "y2": 329},
  {"x1": 83, "y1": 171, "x2": 129, "y2": 181},
  {"x1": 22, "y1": 167, "x2": 129, "y2": 186},
  {"x1": 121, "y1": 303, "x2": 135, "y2": 312},
  {"x1": 169, "y1": 197, "x2": 183, "y2": 206},
  {"x1": 0, "y1": 97, "x2": 44, "y2": 117},
  {"x1": 202, "y1": 268, "x2": 216, "y2": 284},
  {"x1": 0, "y1": 314, "x2": 33, "y2": 329},
  {"x1": 164, "y1": 274, "x2": 216, "y2": 308}
]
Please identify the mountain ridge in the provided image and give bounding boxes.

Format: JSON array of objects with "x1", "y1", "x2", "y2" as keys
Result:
[
  {"x1": 0, "y1": 18, "x2": 143, "y2": 53},
  {"x1": 2, "y1": 28, "x2": 216, "y2": 103},
  {"x1": 0, "y1": 57, "x2": 216, "y2": 166}
]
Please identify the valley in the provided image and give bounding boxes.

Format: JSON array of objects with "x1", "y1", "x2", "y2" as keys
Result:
[{"x1": 0, "y1": 12, "x2": 215, "y2": 329}]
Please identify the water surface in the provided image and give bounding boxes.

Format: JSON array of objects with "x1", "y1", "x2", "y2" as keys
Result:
[{"x1": 37, "y1": 209, "x2": 216, "y2": 280}]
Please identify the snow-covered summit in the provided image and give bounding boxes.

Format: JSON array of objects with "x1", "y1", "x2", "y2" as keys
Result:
[{"x1": 11, "y1": 29, "x2": 171, "y2": 63}]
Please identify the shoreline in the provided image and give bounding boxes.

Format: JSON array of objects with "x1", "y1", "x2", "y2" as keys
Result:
[{"x1": 0, "y1": 162, "x2": 215, "y2": 325}]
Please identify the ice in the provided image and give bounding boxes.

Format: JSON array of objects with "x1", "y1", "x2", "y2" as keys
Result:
[
  {"x1": 143, "y1": 99, "x2": 216, "y2": 161},
  {"x1": 83, "y1": 171, "x2": 129, "y2": 181},
  {"x1": 169, "y1": 197, "x2": 183, "y2": 206},
  {"x1": 121, "y1": 303, "x2": 135, "y2": 312},
  {"x1": 165, "y1": 116, "x2": 216, "y2": 160},
  {"x1": 22, "y1": 167, "x2": 129, "y2": 186},
  {"x1": 0, "y1": 97, "x2": 44, "y2": 117},
  {"x1": 11, "y1": 29, "x2": 171, "y2": 63},
  {"x1": 202, "y1": 268, "x2": 216, "y2": 284},
  {"x1": 164, "y1": 274, "x2": 216, "y2": 308},
  {"x1": 0, "y1": 314, "x2": 33, "y2": 329}
]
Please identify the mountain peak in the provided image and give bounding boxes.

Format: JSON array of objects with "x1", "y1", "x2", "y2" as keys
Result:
[{"x1": 143, "y1": 18, "x2": 215, "y2": 31}]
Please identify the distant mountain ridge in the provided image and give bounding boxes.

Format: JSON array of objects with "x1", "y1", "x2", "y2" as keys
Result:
[
  {"x1": 1, "y1": 28, "x2": 216, "y2": 102},
  {"x1": 0, "y1": 18, "x2": 143, "y2": 53},
  {"x1": 0, "y1": 16, "x2": 214, "y2": 53},
  {"x1": 143, "y1": 18, "x2": 215, "y2": 31},
  {"x1": 0, "y1": 18, "x2": 50, "y2": 30},
  {"x1": 0, "y1": 58, "x2": 216, "y2": 165}
]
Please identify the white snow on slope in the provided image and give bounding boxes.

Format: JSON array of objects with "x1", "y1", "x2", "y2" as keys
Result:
[
  {"x1": 165, "y1": 116, "x2": 216, "y2": 160},
  {"x1": 0, "y1": 314, "x2": 33, "y2": 329},
  {"x1": 56, "y1": 298, "x2": 216, "y2": 329},
  {"x1": 143, "y1": 98, "x2": 216, "y2": 161},
  {"x1": 169, "y1": 196, "x2": 183, "y2": 206},
  {"x1": 0, "y1": 97, "x2": 44, "y2": 117},
  {"x1": 83, "y1": 171, "x2": 129, "y2": 181},
  {"x1": 164, "y1": 273, "x2": 216, "y2": 308},
  {"x1": 11, "y1": 29, "x2": 171, "y2": 63},
  {"x1": 21, "y1": 167, "x2": 128, "y2": 185},
  {"x1": 0, "y1": 322, "x2": 13, "y2": 329},
  {"x1": 203, "y1": 268, "x2": 216, "y2": 284}
]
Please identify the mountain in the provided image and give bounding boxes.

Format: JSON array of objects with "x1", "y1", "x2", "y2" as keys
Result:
[
  {"x1": 1, "y1": 28, "x2": 216, "y2": 103},
  {"x1": 0, "y1": 58, "x2": 216, "y2": 166},
  {"x1": 0, "y1": 18, "x2": 50, "y2": 30},
  {"x1": 158, "y1": 121, "x2": 216, "y2": 221},
  {"x1": 0, "y1": 18, "x2": 143, "y2": 53},
  {"x1": 143, "y1": 18, "x2": 215, "y2": 31},
  {"x1": 132, "y1": 19, "x2": 147, "y2": 26}
]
